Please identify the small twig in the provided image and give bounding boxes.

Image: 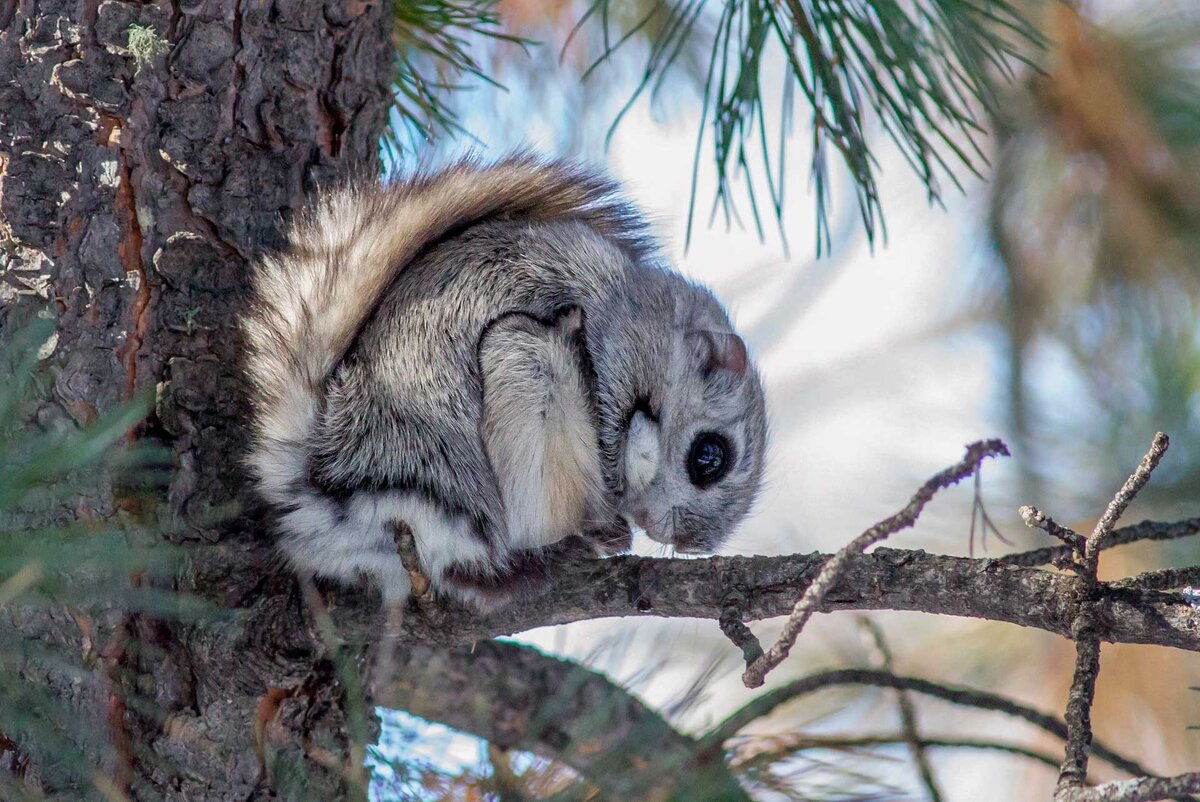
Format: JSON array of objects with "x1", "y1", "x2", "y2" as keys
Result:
[
  {"x1": 970, "y1": 469, "x2": 1012, "y2": 556},
  {"x1": 741, "y1": 439, "x2": 1009, "y2": 688},
  {"x1": 1109, "y1": 566, "x2": 1200, "y2": 592},
  {"x1": 702, "y1": 668, "x2": 1156, "y2": 778},
  {"x1": 999, "y1": 516, "x2": 1200, "y2": 568},
  {"x1": 720, "y1": 601, "x2": 764, "y2": 666},
  {"x1": 1056, "y1": 434, "x2": 1170, "y2": 801},
  {"x1": 859, "y1": 619, "x2": 943, "y2": 802},
  {"x1": 729, "y1": 731, "x2": 1065, "y2": 773},
  {"x1": 1058, "y1": 607, "x2": 1102, "y2": 792},
  {"x1": 1019, "y1": 506, "x2": 1086, "y2": 554},
  {"x1": 1085, "y1": 433, "x2": 1169, "y2": 563},
  {"x1": 1057, "y1": 771, "x2": 1200, "y2": 802}
]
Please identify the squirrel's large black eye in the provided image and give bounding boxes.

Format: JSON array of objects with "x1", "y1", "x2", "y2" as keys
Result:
[{"x1": 687, "y1": 433, "x2": 731, "y2": 487}]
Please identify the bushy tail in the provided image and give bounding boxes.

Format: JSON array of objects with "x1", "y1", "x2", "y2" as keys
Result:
[{"x1": 242, "y1": 154, "x2": 648, "y2": 504}]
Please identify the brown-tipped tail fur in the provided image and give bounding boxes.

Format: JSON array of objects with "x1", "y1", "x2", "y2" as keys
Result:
[{"x1": 242, "y1": 155, "x2": 649, "y2": 505}]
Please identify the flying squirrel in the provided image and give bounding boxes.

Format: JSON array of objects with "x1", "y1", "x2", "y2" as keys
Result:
[{"x1": 243, "y1": 155, "x2": 768, "y2": 611}]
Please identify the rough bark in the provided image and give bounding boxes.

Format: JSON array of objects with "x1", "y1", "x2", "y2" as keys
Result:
[
  {"x1": 1, "y1": 1, "x2": 392, "y2": 798},
  {"x1": 280, "y1": 547, "x2": 1199, "y2": 659}
]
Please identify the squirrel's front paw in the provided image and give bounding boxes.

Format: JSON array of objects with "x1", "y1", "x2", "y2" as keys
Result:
[
  {"x1": 581, "y1": 518, "x2": 634, "y2": 556},
  {"x1": 439, "y1": 550, "x2": 551, "y2": 612}
]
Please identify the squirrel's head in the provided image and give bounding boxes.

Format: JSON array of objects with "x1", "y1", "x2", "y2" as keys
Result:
[{"x1": 617, "y1": 287, "x2": 767, "y2": 553}]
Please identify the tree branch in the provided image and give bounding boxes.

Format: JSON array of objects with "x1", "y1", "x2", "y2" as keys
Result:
[
  {"x1": 1110, "y1": 566, "x2": 1200, "y2": 592},
  {"x1": 700, "y1": 668, "x2": 1156, "y2": 779},
  {"x1": 1019, "y1": 506, "x2": 1086, "y2": 556},
  {"x1": 1058, "y1": 606, "x2": 1103, "y2": 792},
  {"x1": 1085, "y1": 433, "x2": 1169, "y2": 563},
  {"x1": 323, "y1": 549, "x2": 1198, "y2": 649},
  {"x1": 741, "y1": 439, "x2": 1009, "y2": 688},
  {"x1": 370, "y1": 640, "x2": 749, "y2": 802},
  {"x1": 1055, "y1": 433, "x2": 1176, "y2": 802},
  {"x1": 1000, "y1": 517, "x2": 1200, "y2": 568},
  {"x1": 1057, "y1": 772, "x2": 1200, "y2": 802},
  {"x1": 192, "y1": 537, "x2": 1200, "y2": 697},
  {"x1": 730, "y1": 731, "x2": 1065, "y2": 773}
]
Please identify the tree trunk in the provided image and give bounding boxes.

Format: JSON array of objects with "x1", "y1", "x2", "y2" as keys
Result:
[{"x1": 1, "y1": 1, "x2": 393, "y2": 798}]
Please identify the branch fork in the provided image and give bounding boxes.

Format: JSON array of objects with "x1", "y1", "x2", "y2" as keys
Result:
[
  {"x1": 739, "y1": 439, "x2": 1010, "y2": 688},
  {"x1": 716, "y1": 431, "x2": 1197, "y2": 801},
  {"x1": 1034, "y1": 432, "x2": 1199, "y2": 802}
]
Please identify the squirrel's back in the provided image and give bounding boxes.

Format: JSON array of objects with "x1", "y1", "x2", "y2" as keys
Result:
[{"x1": 242, "y1": 156, "x2": 655, "y2": 598}]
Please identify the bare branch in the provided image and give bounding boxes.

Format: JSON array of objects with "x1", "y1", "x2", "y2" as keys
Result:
[
  {"x1": 971, "y1": 470, "x2": 1013, "y2": 555},
  {"x1": 202, "y1": 543, "x2": 1200, "y2": 698},
  {"x1": 1085, "y1": 433, "x2": 1170, "y2": 562},
  {"x1": 1000, "y1": 516, "x2": 1200, "y2": 569},
  {"x1": 1057, "y1": 607, "x2": 1102, "y2": 793},
  {"x1": 1110, "y1": 566, "x2": 1200, "y2": 592},
  {"x1": 1056, "y1": 433, "x2": 1171, "y2": 801},
  {"x1": 741, "y1": 439, "x2": 1010, "y2": 688},
  {"x1": 731, "y1": 731, "x2": 1064, "y2": 773},
  {"x1": 860, "y1": 619, "x2": 943, "y2": 802},
  {"x1": 1057, "y1": 772, "x2": 1200, "y2": 802},
  {"x1": 1019, "y1": 506, "x2": 1086, "y2": 554},
  {"x1": 720, "y1": 602, "x2": 764, "y2": 666},
  {"x1": 701, "y1": 668, "x2": 1156, "y2": 779}
]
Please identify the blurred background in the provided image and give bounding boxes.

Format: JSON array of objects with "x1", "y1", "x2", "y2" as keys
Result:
[{"x1": 370, "y1": 0, "x2": 1200, "y2": 798}]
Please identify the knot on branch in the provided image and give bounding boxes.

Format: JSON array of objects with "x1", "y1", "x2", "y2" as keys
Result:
[{"x1": 719, "y1": 594, "x2": 763, "y2": 667}]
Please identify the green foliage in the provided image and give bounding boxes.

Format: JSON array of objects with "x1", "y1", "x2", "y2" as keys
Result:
[
  {"x1": 581, "y1": 0, "x2": 1041, "y2": 251},
  {"x1": 385, "y1": 1, "x2": 529, "y2": 161},
  {"x1": 385, "y1": 1, "x2": 1042, "y2": 250},
  {"x1": 0, "y1": 317, "x2": 193, "y2": 797}
]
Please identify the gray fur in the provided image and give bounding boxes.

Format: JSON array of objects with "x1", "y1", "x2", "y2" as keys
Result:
[
  {"x1": 243, "y1": 155, "x2": 767, "y2": 609},
  {"x1": 479, "y1": 307, "x2": 614, "y2": 553}
]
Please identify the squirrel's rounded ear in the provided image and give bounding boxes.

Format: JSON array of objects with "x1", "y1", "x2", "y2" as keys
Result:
[{"x1": 689, "y1": 331, "x2": 748, "y2": 377}]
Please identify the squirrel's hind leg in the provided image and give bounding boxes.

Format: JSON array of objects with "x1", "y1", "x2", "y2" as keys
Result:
[
  {"x1": 278, "y1": 487, "x2": 558, "y2": 612},
  {"x1": 373, "y1": 492, "x2": 543, "y2": 612},
  {"x1": 278, "y1": 493, "x2": 413, "y2": 604}
]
